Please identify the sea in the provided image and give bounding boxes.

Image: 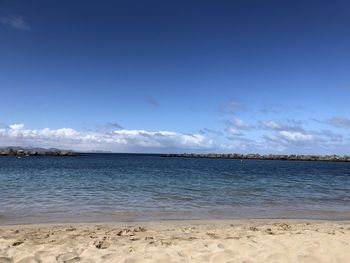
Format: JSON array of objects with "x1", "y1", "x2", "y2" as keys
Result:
[{"x1": 0, "y1": 154, "x2": 349, "y2": 225}]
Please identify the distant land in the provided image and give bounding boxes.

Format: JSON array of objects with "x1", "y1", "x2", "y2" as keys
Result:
[
  {"x1": 162, "y1": 153, "x2": 350, "y2": 162},
  {"x1": 1, "y1": 147, "x2": 350, "y2": 162},
  {"x1": 0, "y1": 147, "x2": 77, "y2": 157}
]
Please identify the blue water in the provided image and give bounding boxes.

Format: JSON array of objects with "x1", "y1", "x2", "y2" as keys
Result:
[{"x1": 0, "y1": 154, "x2": 350, "y2": 224}]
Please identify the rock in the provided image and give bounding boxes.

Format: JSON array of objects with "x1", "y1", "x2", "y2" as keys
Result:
[
  {"x1": 12, "y1": 241, "x2": 24, "y2": 246},
  {"x1": 161, "y1": 153, "x2": 350, "y2": 162},
  {"x1": 0, "y1": 147, "x2": 78, "y2": 157}
]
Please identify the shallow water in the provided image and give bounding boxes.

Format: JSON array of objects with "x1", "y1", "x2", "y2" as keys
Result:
[{"x1": 0, "y1": 154, "x2": 349, "y2": 224}]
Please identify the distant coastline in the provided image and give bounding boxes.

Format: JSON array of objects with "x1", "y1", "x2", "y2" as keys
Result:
[
  {"x1": 0, "y1": 147, "x2": 78, "y2": 157},
  {"x1": 162, "y1": 153, "x2": 350, "y2": 162},
  {"x1": 1, "y1": 148, "x2": 350, "y2": 161}
]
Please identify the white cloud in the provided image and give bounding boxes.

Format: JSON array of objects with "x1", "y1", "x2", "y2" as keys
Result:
[
  {"x1": 222, "y1": 137, "x2": 264, "y2": 152},
  {"x1": 0, "y1": 124, "x2": 213, "y2": 153},
  {"x1": 1, "y1": 14, "x2": 30, "y2": 31},
  {"x1": 260, "y1": 119, "x2": 305, "y2": 132},
  {"x1": 226, "y1": 118, "x2": 252, "y2": 130},
  {"x1": 226, "y1": 127, "x2": 242, "y2": 136},
  {"x1": 0, "y1": 121, "x2": 348, "y2": 155},
  {"x1": 260, "y1": 120, "x2": 283, "y2": 130},
  {"x1": 9, "y1": 123, "x2": 24, "y2": 130},
  {"x1": 278, "y1": 131, "x2": 313, "y2": 142}
]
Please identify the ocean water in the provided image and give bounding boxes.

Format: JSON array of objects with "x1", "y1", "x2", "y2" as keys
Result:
[{"x1": 0, "y1": 154, "x2": 350, "y2": 225}]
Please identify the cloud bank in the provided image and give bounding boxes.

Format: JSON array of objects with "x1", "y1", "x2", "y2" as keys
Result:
[
  {"x1": 0, "y1": 124, "x2": 213, "y2": 153},
  {"x1": 219, "y1": 115, "x2": 350, "y2": 154},
  {"x1": 1, "y1": 114, "x2": 349, "y2": 154}
]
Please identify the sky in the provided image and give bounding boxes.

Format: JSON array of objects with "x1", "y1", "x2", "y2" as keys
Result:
[{"x1": 1, "y1": 0, "x2": 350, "y2": 154}]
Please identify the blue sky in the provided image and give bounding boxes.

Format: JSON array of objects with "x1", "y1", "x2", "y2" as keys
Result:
[{"x1": 1, "y1": 0, "x2": 350, "y2": 153}]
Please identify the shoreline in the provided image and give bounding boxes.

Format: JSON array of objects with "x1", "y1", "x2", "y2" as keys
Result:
[
  {"x1": 2, "y1": 213, "x2": 350, "y2": 227},
  {"x1": 1, "y1": 218, "x2": 350, "y2": 227},
  {"x1": 1, "y1": 219, "x2": 350, "y2": 262}
]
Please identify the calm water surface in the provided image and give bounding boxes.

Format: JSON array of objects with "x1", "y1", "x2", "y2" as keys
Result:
[{"x1": 0, "y1": 154, "x2": 350, "y2": 224}]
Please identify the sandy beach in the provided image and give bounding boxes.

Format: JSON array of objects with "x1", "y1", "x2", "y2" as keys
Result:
[{"x1": 0, "y1": 220, "x2": 349, "y2": 263}]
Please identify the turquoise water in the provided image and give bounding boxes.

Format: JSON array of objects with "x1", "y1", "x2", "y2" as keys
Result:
[{"x1": 0, "y1": 154, "x2": 350, "y2": 224}]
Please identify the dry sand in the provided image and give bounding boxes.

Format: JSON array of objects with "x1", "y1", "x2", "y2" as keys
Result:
[{"x1": 0, "y1": 220, "x2": 350, "y2": 263}]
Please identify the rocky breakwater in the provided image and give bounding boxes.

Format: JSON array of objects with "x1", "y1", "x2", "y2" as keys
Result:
[
  {"x1": 161, "y1": 153, "x2": 350, "y2": 162},
  {"x1": 0, "y1": 147, "x2": 78, "y2": 157}
]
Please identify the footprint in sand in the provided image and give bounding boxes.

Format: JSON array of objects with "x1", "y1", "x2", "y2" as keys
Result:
[
  {"x1": 94, "y1": 240, "x2": 110, "y2": 249},
  {"x1": 297, "y1": 255, "x2": 319, "y2": 263},
  {"x1": 0, "y1": 257, "x2": 12, "y2": 263},
  {"x1": 133, "y1": 227, "x2": 146, "y2": 233},
  {"x1": 34, "y1": 251, "x2": 57, "y2": 262},
  {"x1": 117, "y1": 229, "x2": 135, "y2": 237},
  {"x1": 57, "y1": 252, "x2": 81, "y2": 263},
  {"x1": 101, "y1": 254, "x2": 115, "y2": 260},
  {"x1": 17, "y1": 257, "x2": 39, "y2": 263},
  {"x1": 217, "y1": 243, "x2": 226, "y2": 249}
]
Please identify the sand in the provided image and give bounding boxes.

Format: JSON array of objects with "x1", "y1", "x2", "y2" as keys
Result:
[{"x1": 0, "y1": 220, "x2": 350, "y2": 263}]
